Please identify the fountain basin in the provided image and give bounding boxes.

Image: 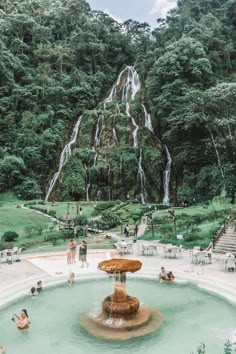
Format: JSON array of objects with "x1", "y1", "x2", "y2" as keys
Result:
[
  {"x1": 81, "y1": 307, "x2": 163, "y2": 340},
  {"x1": 0, "y1": 279, "x2": 235, "y2": 353}
]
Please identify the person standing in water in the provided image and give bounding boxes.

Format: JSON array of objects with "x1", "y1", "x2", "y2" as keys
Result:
[
  {"x1": 79, "y1": 240, "x2": 89, "y2": 268},
  {"x1": 12, "y1": 309, "x2": 30, "y2": 330}
]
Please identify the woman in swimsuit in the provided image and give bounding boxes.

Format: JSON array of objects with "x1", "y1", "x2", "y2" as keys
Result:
[
  {"x1": 12, "y1": 309, "x2": 30, "y2": 330},
  {"x1": 70, "y1": 238, "x2": 77, "y2": 264}
]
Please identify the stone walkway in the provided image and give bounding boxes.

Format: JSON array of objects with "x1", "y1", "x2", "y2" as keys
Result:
[{"x1": 1, "y1": 242, "x2": 236, "y2": 308}]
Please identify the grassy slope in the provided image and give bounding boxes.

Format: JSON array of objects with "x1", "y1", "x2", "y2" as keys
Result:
[
  {"x1": 28, "y1": 201, "x2": 95, "y2": 220},
  {"x1": 0, "y1": 202, "x2": 53, "y2": 235}
]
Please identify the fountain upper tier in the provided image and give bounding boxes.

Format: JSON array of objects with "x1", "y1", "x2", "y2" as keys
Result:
[{"x1": 98, "y1": 259, "x2": 142, "y2": 274}]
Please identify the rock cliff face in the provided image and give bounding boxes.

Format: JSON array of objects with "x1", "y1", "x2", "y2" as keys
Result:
[{"x1": 46, "y1": 67, "x2": 167, "y2": 203}]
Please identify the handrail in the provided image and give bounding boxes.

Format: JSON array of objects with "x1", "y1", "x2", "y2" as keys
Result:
[{"x1": 212, "y1": 217, "x2": 235, "y2": 248}]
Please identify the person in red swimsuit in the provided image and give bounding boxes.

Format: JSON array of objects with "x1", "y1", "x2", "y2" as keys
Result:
[{"x1": 12, "y1": 309, "x2": 30, "y2": 330}]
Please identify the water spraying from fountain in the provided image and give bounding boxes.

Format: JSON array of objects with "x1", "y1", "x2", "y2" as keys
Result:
[
  {"x1": 80, "y1": 258, "x2": 163, "y2": 340},
  {"x1": 163, "y1": 145, "x2": 172, "y2": 205},
  {"x1": 45, "y1": 115, "x2": 83, "y2": 202},
  {"x1": 137, "y1": 149, "x2": 147, "y2": 204}
]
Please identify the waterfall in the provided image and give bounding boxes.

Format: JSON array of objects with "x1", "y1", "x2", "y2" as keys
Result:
[
  {"x1": 163, "y1": 145, "x2": 172, "y2": 206},
  {"x1": 142, "y1": 104, "x2": 154, "y2": 133},
  {"x1": 137, "y1": 149, "x2": 147, "y2": 204},
  {"x1": 122, "y1": 66, "x2": 141, "y2": 102},
  {"x1": 126, "y1": 103, "x2": 139, "y2": 148},
  {"x1": 45, "y1": 115, "x2": 83, "y2": 202},
  {"x1": 105, "y1": 66, "x2": 141, "y2": 104},
  {"x1": 93, "y1": 115, "x2": 104, "y2": 166},
  {"x1": 86, "y1": 168, "x2": 90, "y2": 202},
  {"x1": 113, "y1": 126, "x2": 118, "y2": 145}
]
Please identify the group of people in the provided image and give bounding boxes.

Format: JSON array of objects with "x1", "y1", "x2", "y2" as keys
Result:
[
  {"x1": 159, "y1": 267, "x2": 175, "y2": 282},
  {"x1": 67, "y1": 238, "x2": 89, "y2": 268},
  {"x1": 124, "y1": 224, "x2": 138, "y2": 238},
  {"x1": 29, "y1": 280, "x2": 43, "y2": 297}
]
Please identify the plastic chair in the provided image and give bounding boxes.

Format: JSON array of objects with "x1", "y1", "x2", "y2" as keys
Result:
[
  {"x1": 196, "y1": 252, "x2": 206, "y2": 265},
  {"x1": 225, "y1": 258, "x2": 235, "y2": 272},
  {"x1": 0, "y1": 251, "x2": 7, "y2": 263},
  {"x1": 16, "y1": 248, "x2": 22, "y2": 261},
  {"x1": 147, "y1": 245, "x2": 156, "y2": 256}
]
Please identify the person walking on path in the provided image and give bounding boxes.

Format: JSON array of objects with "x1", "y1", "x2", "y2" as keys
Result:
[
  {"x1": 79, "y1": 240, "x2": 89, "y2": 268},
  {"x1": 124, "y1": 224, "x2": 129, "y2": 238},
  {"x1": 134, "y1": 224, "x2": 138, "y2": 238}
]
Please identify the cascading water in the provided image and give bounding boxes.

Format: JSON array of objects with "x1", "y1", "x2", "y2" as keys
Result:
[
  {"x1": 104, "y1": 66, "x2": 141, "y2": 104},
  {"x1": 113, "y1": 126, "x2": 118, "y2": 145},
  {"x1": 93, "y1": 115, "x2": 104, "y2": 167},
  {"x1": 125, "y1": 103, "x2": 139, "y2": 148},
  {"x1": 142, "y1": 104, "x2": 154, "y2": 133},
  {"x1": 45, "y1": 115, "x2": 83, "y2": 202},
  {"x1": 85, "y1": 167, "x2": 90, "y2": 202},
  {"x1": 163, "y1": 145, "x2": 172, "y2": 205},
  {"x1": 137, "y1": 149, "x2": 147, "y2": 204},
  {"x1": 122, "y1": 66, "x2": 141, "y2": 102}
]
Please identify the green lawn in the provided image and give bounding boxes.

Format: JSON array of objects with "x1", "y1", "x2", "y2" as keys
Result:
[
  {"x1": 0, "y1": 202, "x2": 53, "y2": 235},
  {"x1": 28, "y1": 201, "x2": 96, "y2": 220}
]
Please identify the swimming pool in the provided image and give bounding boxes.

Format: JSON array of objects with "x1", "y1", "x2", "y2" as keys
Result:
[{"x1": 0, "y1": 278, "x2": 235, "y2": 354}]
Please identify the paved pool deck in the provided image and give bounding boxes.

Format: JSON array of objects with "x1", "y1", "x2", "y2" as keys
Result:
[{"x1": 1, "y1": 242, "x2": 236, "y2": 307}]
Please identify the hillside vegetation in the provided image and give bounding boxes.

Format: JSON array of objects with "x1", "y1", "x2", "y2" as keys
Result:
[{"x1": 0, "y1": 0, "x2": 235, "y2": 204}]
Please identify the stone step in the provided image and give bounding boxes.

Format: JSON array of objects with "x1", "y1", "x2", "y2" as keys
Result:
[
  {"x1": 215, "y1": 240, "x2": 236, "y2": 245},
  {"x1": 214, "y1": 246, "x2": 236, "y2": 253}
]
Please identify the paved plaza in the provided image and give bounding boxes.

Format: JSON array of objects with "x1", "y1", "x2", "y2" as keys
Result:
[{"x1": 1, "y1": 241, "x2": 236, "y2": 307}]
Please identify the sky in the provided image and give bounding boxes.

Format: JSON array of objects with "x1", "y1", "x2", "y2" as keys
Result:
[{"x1": 87, "y1": 0, "x2": 177, "y2": 28}]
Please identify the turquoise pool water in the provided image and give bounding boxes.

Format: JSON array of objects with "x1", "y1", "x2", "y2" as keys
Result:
[{"x1": 0, "y1": 278, "x2": 235, "y2": 354}]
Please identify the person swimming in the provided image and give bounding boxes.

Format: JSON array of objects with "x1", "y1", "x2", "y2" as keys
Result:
[
  {"x1": 36, "y1": 280, "x2": 43, "y2": 293},
  {"x1": 12, "y1": 309, "x2": 30, "y2": 330},
  {"x1": 0, "y1": 345, "x2": 5, "y2": 354},
  {"x1": 68, "y1": 271, "x2": 75, "y2": 285}
]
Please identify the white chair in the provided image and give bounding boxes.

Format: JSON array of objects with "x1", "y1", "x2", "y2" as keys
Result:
[
  {"x1": 225, "y1": 258, "x2": 235, "y2": 272},
  {"x1": 126, "y1": 243, "x2": 133, "y2": 254},
  {"x1": 0, "y1": 251, "x2": 7, "y2": 263},
  {"x1": 195, "y1": 252, "x2": 206, "y2": 265},
  {"x1": 16, "y1": 248, "x2": 22, "y2": 261},
  {"x1": 147, "y1": 245, "x2": 157, "y2": 256},
  {"x1": 170, "y1": 247, "x2": 178, "y2": 259}
]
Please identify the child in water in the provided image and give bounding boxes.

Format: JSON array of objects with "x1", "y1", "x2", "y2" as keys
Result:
[{"x1": 68, "y1": 271, "x2": 75, "y2": 286}]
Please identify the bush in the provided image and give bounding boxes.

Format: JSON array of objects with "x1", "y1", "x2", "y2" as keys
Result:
[
  {"x1": 1, "y1": 231, "x2": 19, "y2": 242},
  {"x1": 0, "y1": 241, "x2": 14, "y2": 251},
  {"x1": 94, "y1": 201, "x2": 116, "y2": 214},
  {"x1": 48, "y1": 210, "x2": 56, "y2": 218},
  {"x1": 74, "y1": 215, "x2": 88, "y2": 226},
  {"x1": 98, "y1": 210, "x2": 121, "y2": 229}
]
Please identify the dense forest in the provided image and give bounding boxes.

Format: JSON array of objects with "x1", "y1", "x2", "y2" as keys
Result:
[{"x1": 0, "y1": 0, "x2": 235, "y2": 204}]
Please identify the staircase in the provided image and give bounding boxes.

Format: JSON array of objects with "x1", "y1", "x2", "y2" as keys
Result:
[{"x1": 213, "y1": 223, "x2": 236, "y2": 254}]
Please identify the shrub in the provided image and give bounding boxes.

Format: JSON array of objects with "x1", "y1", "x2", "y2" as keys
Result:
[
  {"x1": 48, "y1": 210, "x2": 56, "y2": 217},
  {"x1": 99, "y1": 210, "x2": 121, "y2": 229},
  {"x1": 24, "y1": 225, "x2": 35, "y2": 237},
  {"x1": 0, "y1": 241, "x2": 14, "y2": 250},
  {"x1": 74, "y1": 215, "x2": 88, "y2": 226},
  {"x1": 1, "y1": 231, "x2": 19, "y2": 242},
  {"x1": 94, "y1": 201, "x2": 116, "y2": 214}
]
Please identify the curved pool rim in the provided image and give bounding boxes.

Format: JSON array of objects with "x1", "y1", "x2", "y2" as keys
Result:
[{"x1": 1, "y1": 252, "x2": 236, "y2": 308}]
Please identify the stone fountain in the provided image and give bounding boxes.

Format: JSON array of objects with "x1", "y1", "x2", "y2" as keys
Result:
[{"x1": 80, "y1": 259, "x2": 163, "y2": 340}]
